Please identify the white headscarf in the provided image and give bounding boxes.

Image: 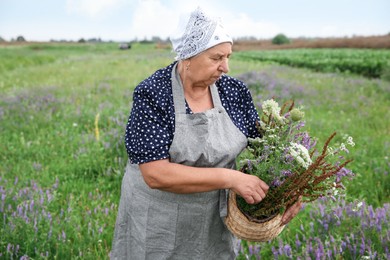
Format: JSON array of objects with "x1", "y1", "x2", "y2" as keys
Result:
[{"x1": 170, "y1": 7, "x2": 233, "y2": 60}]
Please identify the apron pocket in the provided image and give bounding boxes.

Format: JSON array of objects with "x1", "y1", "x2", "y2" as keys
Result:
[
  {"x1": 128, "y1": 192, "x2": 149, "y2": 255},
  {"x1": 174, "y1": 203, "x2": 206, "y2": 253},
  {"x1": 145, "y1": 195, "x2": 178, "y2": 251},
  {"x1": 129, "y1": 191, "x2": 178, "y2": 253}
]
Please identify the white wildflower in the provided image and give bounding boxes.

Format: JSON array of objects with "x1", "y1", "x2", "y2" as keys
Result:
[
  {"x1": 275, "y1": 115, "x2": 286, "y2": 125},
  {"x1": 346, "y1": 136, "x2": 355, "y2": 147},
  {"x1": 262, "y1": 99, "x2": 280, "y2": 116},
  {"x1": 289, "y1": 142, "x2": 312, "y2": 169},
  {"x1": 248, "y1": 137, "x2": 262, "y2": 146},
  {"x1": 352, "y1": 201, "x2": 363, "y2": 212},
  {"x1": 332, "y1": 186, "x2": 339, "y2": 196},
  {"x1": 262, "y1": 99, "x2": 286, "y2": 125},
  {"x1": 340, "y1": 143, "x2": 347, "y2": 152}
]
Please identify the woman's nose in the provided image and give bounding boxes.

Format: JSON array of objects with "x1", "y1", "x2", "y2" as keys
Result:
[{"x1": 219, "y1": 59, "x2": 229, "y2": 73}]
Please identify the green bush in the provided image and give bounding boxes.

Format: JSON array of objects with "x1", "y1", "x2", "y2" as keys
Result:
[{"x1": 272, "y1": 33, "x2": 291, "y2": 45}]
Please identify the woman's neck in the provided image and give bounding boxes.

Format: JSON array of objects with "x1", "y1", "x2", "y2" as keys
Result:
[{"x1": 177, "y1": 62, "x2": 213, "y2": 113}]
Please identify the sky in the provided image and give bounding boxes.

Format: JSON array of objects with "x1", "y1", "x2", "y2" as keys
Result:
[{"x1": 1, "y1": 0, "x2": 389, "y2": 42}]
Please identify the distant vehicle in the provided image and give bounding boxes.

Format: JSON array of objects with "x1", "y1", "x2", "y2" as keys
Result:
[{"x1": 119, "y1": 43, "x2": 131, "y2": 50}]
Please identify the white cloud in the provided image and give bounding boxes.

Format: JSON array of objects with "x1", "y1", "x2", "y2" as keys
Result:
[
  {"x1": 66, "y1": 0, "x2": 128, "y2": 18},
  {"x1": 127, "y1": 0, "x2": 281, "y2": 40},
  {"x1": 224, "y1": 12, "x2": 281, "y2": 39},
  {"x1": 128, "y1": 0, "x2": 176, "y2": 39},
  {"x1": 127, "y1": 0, "x2": 216, "y2": 39}
]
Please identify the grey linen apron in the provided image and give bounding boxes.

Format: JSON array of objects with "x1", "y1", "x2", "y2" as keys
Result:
[{"x1": 111, "y1": 63, "x2": 247, "y2": 259}]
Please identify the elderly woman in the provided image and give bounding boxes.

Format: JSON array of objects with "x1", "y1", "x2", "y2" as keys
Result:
[{"x1": 111, "y1": 7, "x2": 300, "y2": 259}]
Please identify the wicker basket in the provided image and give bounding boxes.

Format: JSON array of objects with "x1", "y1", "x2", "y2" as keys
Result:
[{"x1": 225, "y1": 190, "x2": 285, "y2": 242}]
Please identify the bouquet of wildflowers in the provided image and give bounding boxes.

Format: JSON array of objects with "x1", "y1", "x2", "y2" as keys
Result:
[{"x1": 236, "y1": 99, "x2": 355, "y2": 221}]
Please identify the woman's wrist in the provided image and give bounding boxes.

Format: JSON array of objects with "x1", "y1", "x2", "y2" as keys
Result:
[{"x1": 224, "y1": 169, "x2": 239, "y2": 190}]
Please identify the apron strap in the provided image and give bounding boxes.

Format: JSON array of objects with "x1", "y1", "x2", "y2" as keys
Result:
[
  {"x1": 171, "y1": 63, "x2": 187, "y2": 116},
  {"x1": 210, "y1": 83, "x2": 223, "y2": 109}
]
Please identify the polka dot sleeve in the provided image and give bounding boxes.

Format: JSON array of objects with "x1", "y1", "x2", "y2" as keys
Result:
[
  {"x1": 240, "y1": 84, "x2": 262, "y2": 139},
  {"x1": 124, "y1": 80, "x2": 174, "y2": 164}
]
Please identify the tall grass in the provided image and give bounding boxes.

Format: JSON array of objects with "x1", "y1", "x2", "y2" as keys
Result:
[
  {"x1": 1, "y1": 42, "x2": 173, "y2": 258},
  {"x1": 1, "y1": 43, "x2": 389, "y2": 259}
]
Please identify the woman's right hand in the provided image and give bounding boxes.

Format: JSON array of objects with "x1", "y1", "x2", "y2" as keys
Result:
[{"x1": 229, "y1": 171, "x2": 269, "y2": 204}]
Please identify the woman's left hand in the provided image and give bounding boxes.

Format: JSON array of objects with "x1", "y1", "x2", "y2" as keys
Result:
[{"x1": 281, "y1": 197, "x2": 302, "y2": 226}]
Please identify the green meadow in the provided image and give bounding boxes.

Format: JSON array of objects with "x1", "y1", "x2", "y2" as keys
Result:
[{"x1": 1, "y1": 43, "x2": 389, "y2": 259}]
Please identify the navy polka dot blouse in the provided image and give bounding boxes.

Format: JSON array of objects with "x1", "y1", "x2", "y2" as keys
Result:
[{"x1": 125, "y1": 62, "x2": 260, "y2": 164}]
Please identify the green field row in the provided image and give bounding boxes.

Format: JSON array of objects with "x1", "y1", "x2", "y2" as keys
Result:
[{"x1": 236, "y1": 48, "x2": 390, "y2": 79}]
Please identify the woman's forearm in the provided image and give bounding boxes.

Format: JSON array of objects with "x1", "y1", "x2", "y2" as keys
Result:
[
  {"x1": 139, "y1": 159, "x2": 269, "y2": 204},
  {"x1": 139, "y1": 159, "x2": 233, "y2": 193}
]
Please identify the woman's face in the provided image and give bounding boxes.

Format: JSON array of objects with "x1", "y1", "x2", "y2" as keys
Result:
[{"x1": 186, "y1": 42, "x2": 232, "y2": 87}]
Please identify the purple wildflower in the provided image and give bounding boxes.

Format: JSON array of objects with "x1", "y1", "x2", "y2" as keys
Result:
[
  {"x1": 271, "y1": 178, "x2": 282, "y2": 187},
  {"x1": 271, "y1": 246, "x2": 279, "y2": 258},
  {"x1": 29, "y1": 199, "x2": 34, "y2": 211},
  {"x1": 360, "y1": 238, "x2": 366, "y2": 255},
  {"x1": 327, "y1": 249, "x2": 332, "y2": 259},
  {"x1": 52, "y1": 178, "x2": 59, "y2": 189},
  {"x1": 248, "y1": 244, "x2": 253, "y2": 255},
  {"x1": 295, "y1": 235, "x2": 301, "y2": 249},
  {"x1": 32, "y1": 162, "x2": 42, "y2": 171},
  {"x1": 283, "y1": 244, "x2": 292, "y2": 257},
  {"x1": 46, "y1": 190, "x2": 53, "y2": 202},
  {"x1": 7, "y1": 243, "x2": 12, "y2": 253},
  {"x1": 281, "y1": 170, "x2": 292, "y2": 177},
  {"x1": 300, "y1": 224, "x2": 305, "y2": 232}
]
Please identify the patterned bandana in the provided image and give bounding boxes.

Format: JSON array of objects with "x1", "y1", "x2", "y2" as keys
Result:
[{"x1": 170, "y1": 7, "x2": 233, "y2": 60}]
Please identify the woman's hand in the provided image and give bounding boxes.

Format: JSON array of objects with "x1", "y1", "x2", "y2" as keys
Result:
[
  {"x1": 229, "y1": 171, "x2": 269, "y2": 204},
  {"x1": 281, "y1": 197, "x2": 302, "y2": 225}
]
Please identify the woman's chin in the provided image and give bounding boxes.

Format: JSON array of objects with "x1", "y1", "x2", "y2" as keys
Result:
[{"x1": 209, "y1": 77, "x2": 220, "y2": 85}]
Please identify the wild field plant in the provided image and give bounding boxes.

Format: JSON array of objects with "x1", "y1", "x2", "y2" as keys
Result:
[
  {"x1": 0, "y1": 176, "x2": 118, "y2": 259},
  {"x1": 0, "y1": 86, "x2": 128, "y2": 258},
  {"x1": 237, "y1": 99, "x2": 354, "y2": 219},
  {"x1": 0, "y1": 43, "x2": 389, "y2": 259},
  {"x1": 236, "y1": 197, "x2": 390, "y2": 259}
]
